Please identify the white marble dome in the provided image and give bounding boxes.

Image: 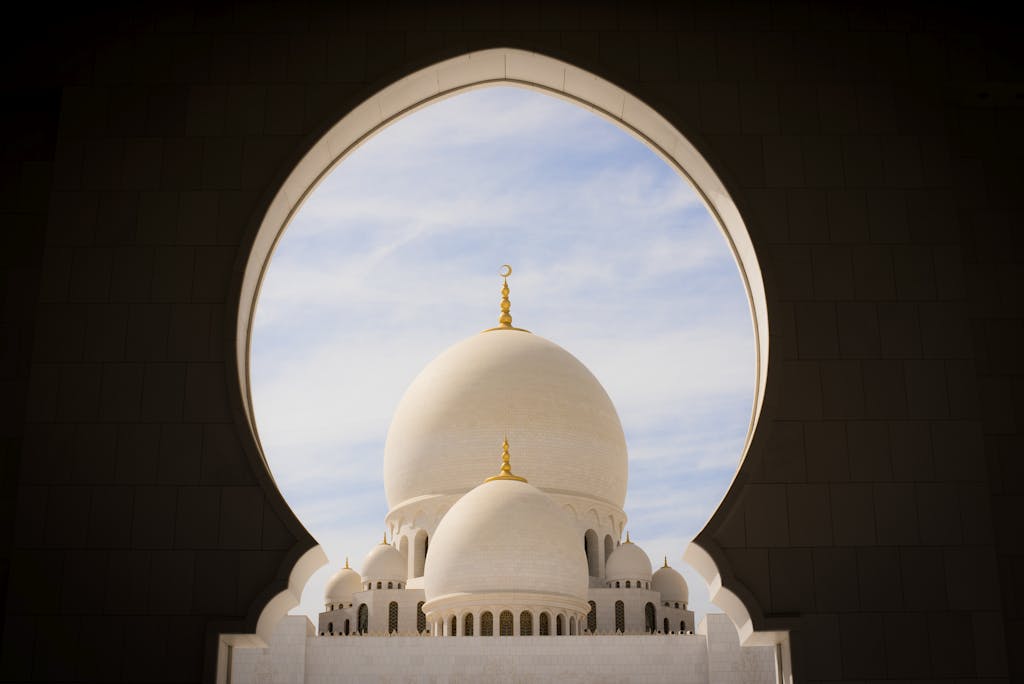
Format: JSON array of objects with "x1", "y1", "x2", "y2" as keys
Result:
[
  {"x1": 652, "y1": 562, "x2": 689, "y2": 604},
  {"x1": 384, "y1": 329, "x2": 628, "y2": 511},
  {"x1": 361, "y1": 542, "x2": 406, "y2": 582},
  {"x1": 605, "y1": 539, "x2": 653, "y2": 583},
  {"x1": 423, "y1": 476, "x2": 588, "y2": 602},
  {"x1": 324, "y1": 563, "x2": 361, "y2": 604}
]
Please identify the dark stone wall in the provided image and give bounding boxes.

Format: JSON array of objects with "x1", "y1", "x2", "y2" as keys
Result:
[{"x1": 1, "y1": 2, "x2": 1020, "y2": 682}]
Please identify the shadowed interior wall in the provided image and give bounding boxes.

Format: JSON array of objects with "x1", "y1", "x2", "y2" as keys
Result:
[{"x1": 1, "y1": 3, "x2": 1021, "y2": 682}]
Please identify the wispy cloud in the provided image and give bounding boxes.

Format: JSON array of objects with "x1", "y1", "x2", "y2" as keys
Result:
[{"x1": 252, "y1": 86, "x2": 755, "y2": 623}]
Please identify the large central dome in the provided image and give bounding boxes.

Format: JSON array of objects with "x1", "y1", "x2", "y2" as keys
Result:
[{"x1": 383, "y1": 328, "x2": 628, "y2": 510}]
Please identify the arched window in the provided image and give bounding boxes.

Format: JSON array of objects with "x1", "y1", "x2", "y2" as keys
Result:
[
  {"x1": 664, "y1": 617, "x2": 669, "y2": 634},
  {"x1": 388, "y1": 601, "x2": 399, "y2": 633},
  {"x1": 587, "y1": 601, "x2": 597, "y2": 633},
  {"x1": 539, "y1": 613, "x2": 550, "y2": 636},
  {"x1": 680, "y1": 620, "x2": 686, "y2": 633},
  {"x1": 481, "y1": 611, "x2": 493, "y2": 636},
  {"x1": 604, "y1": 534, "x2": 615, "y2": 564},
  {"x1": 410, "y1": 530, "x2": 426, "y2": 578},
  {"x1": 463, "y1": 613, "x2": 474, "y2": 636},
  {"x1": 376, "y1": 581, "x2": 382, "y2": 589},
  {"x1": 520, "y1": 611, "x2": 532, "y2": 635},
  {"x1": 344, "y1": 619, "x2": 350, "y2": 635},
  {"x1": 556, "y1": 614, "x2": 564, "y2": 636},
  {"x1": 615, "y1": 581, "x2": 620, "y2": 588},
  {"x1": 358, "y1": 604, "x2": 368, "y2": 634},
  {"x1": 416, "y1": 601, "x2": 426, "y2": 633},
  {"x1": 499, "y1": 610, "x2": 513, "y2": 636},
  {"x1": 614, "y1": 601, "x2": 624, "y2": 633},
  {"x1": 450, "y1": 615, "x2": 457, "y2": 637},
  {"x1": 327, "y1": 621, "x2": 333, "y2": 634},
  {"x1": 388, "y1": 581, "x2": 393, "y2": 589},
  {"x1": 584, "y1": 529, "x2": 599, "y2": 576},
  {"x1": 645, "y1": 602, "x2": 656, "y2": 633},
  {"x1": 625, "y1": 581, "x2": 631, "y2": 588},
  {"x1": 675, "y1": 602, "x2": 679, "y2": 608},
  {"x1": 398, "y1": 583, "x2": 402, "y2": 589}
]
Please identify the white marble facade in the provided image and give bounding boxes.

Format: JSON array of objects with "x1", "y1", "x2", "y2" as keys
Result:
[
  {"x1": 233, "y1": 614, "x2": 778, "y2": 683},
  {"x1": 234, "y1": 280, "x2": 778, "y2": 682}
]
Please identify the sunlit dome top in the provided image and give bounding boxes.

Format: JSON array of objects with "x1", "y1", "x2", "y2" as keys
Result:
[
  {"x1": 384, "y1": 269, "x2": 628, "y2": 511},
  {"x1": 324, "y1": 559, "x2": 362, "y2": 603},
  {"x1": 605, "y1": 535, "x2": 653, "y2": 582},
  {"x1": 361, "y1": 538, "x2": 406, "y2": 582},
  {"x1": 423, "y1": 445, "x2": 587, "y2": 602},
  {"x1": 652, "y1": 559, "x2": 689, "y2": 604}
]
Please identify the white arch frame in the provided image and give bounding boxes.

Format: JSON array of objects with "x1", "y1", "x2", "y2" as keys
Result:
[{"x1": 226, "y1": 47, "x2": 787, "y2": 682}]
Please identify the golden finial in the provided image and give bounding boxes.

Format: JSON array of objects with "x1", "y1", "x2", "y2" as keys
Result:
[
  {"x1": 663, "y1": 556, "x2": 669, "y2": 568},
  {"x1": 498, "y1": 264, "x2": 513, "y2": 328},
  {"x1": 484, "y1": 436, "x2": 528, "y2": 483},
  {"x1": 345, "y1": 557, "x2": 350, "y2": 569},
  {"x1": 482, "y1": 265, "x2": 530, "y2": 333},
  {"x1": 381, "y1": 530, "x2": 388, "y2": 545},
  {"x1": 625, "y1": 530, "x2": 631, "y2": 544}
]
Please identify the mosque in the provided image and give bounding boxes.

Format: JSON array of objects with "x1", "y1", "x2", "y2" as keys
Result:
[{"x1": 232, "y1": 268, "x2": 779, "y2": 682}]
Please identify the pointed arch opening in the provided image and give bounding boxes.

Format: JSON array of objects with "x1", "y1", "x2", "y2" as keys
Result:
[{"x1": 224, "y1": 45, "x2": 785, "y2": 682}]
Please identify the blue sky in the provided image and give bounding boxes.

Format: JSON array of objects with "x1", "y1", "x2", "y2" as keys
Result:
[{"x1": 250, "y1": 86, "x2": 755, "y2": 624}]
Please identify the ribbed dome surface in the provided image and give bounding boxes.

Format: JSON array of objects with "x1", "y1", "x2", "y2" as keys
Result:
[
  {"x1": 423, "y1": 477, "x2": 587, "y2": 601},
  {"x1": 384, "y1": 330, "x2": 628, "y2": 510},
  {"x1": 361, "y1": 543, "x2": 406, "y2": 581},
  {"x1": 605, "y1": 541, "x2": 653, "y2": 582},
  {"x1": 324, "y1": 565, "x2": 362, "y2": 603},
  {"x1": 652, "y1": 564, "x2": 689, "y2": 603}
]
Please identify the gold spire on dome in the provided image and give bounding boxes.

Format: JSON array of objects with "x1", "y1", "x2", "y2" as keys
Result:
[
  {"x1": 498, "y1": 264, "x2": 513, "y2": 328},
  {"x1": 344, "y1": 557, "x2": 350, "y2": 569},
  {"x1": 484, "y1": 436, "x2": 528, "y2": 483},
  {"x1": 381, "y1": 531, "x2": 388, "y2": 545},
  {"x1": 482, "y1": 264, "x2": 530, "y2": 333},
  {"x1": 625, "y1": 530, "x2": 632, "y2": 544},
  {"x1": 664, "y1": 556, "x2": 669, "y2": 568}
]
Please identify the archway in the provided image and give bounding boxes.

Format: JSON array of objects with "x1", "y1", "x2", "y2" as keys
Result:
[{"x1": 223, "y1": 47, "x2": 782, "y2": 681}]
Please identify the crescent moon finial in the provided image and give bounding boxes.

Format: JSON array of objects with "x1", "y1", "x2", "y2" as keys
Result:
[
  {"x1": 496, "y1": 264, "x2": 514, "y2": 329},
  {"x1": 482, "y1": 264, "x2": 530, "y2": 333}
]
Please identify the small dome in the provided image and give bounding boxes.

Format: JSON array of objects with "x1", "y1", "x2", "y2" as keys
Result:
[
  {"x1": 605, "y1": 537, "x2": 652, "y2": 582},
  {"x1": 424, "y1": 475, "x2": 587, "y2": 603},
  {"x1": 324, "y1": 561, "x2": 362, "y2": 604},
  {"x1": 652, "y1": 560, "x2": 688, "y2": 604},
  {"x1": 361, "y1": 541, "x2": 407, "y2": 582}
]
